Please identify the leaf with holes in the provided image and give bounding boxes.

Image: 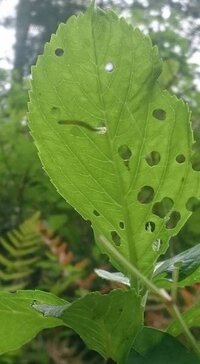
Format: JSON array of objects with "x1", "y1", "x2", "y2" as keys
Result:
[
  {"x1": 153, "y1": 243, "x2": 200, "y2": 287},
  {"x1": 32, "y1": 289, "x2": 142, "y2": 364},
  {"x1": 0, "y1": 290, "x2": 65, "y2": 355},
  {"x1": 29, "y1": 3, "x2": 200, "y2": 280}
]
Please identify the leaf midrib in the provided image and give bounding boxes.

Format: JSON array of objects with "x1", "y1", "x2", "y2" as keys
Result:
[{"x1": 90, "y1": 10, "x2": 139, "y2": 277}]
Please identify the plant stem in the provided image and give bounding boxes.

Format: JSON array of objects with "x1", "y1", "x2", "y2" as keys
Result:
[
  {"x1": 99, "y1": 235, "x2": 200, "y2": 358},
  {"x1": 171, "y1": 265, "x2": 180, "y2": 303},
  {"x1": 99, "y1": 235, "x2": 171, "y2": 303},
  {"x1": 170, "y1": 304, "x2": 200, "y2": 358}
]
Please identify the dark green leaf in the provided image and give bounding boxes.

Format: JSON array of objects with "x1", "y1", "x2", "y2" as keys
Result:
[{"x1": 126, "y1": 327, "x2": 199, "y2": 364}]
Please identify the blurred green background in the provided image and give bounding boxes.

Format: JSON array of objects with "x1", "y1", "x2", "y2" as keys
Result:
[{"x1": 0, "y1": 0, "x2": 200, "y2": 362}]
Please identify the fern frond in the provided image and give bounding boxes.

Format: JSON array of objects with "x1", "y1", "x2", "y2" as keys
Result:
[{"x1": 0, "y1": 213, "x2": 42, "y2": 291}]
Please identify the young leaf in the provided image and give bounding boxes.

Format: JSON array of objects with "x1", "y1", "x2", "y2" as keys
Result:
[
  {"x1": 168, "y1": 304, "x2": 200, "y2": 337},
  {"x1": 127, "y1": 327, "x2": 200, "y2": 364},
  {"x1": 96, "y1": 241, "x2": 200, "y2": 289},
  {"x1": 0, "y1": 290, "x2": 65, "y2": 355},
  {"x1": 95, "y1": 268, "x2": 130, "y2": 286},
  {"x1": 29, "y1": 4, "x2": 200, "y2": 279},
  {"x1": 153, "y1": 243, "x2": 200, "y2": 287},
  {"x1": 33, "y1": 289, "x2": 143, "y2": 364}
]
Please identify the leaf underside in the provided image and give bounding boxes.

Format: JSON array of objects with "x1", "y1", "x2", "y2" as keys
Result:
[
  {"x1": 153, "y1": 243, "x2": 200, "y2": 287},
  {"x1": 29, "y1": 5, "x2": 200, "y2": 277},
  {"x1": 95, "y1": 268, "x2": 130, "y2": 286}
]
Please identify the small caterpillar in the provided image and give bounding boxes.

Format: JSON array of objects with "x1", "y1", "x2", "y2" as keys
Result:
[{"x1": 58, "y1": 119, "x2": 107, "y2": 134}]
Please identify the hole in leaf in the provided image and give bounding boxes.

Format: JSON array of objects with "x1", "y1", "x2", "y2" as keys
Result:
[
  {"x1": 176, "y1": 154, "x2": 185, "y2": 163},
  {"x1": 118, "y1": 145, "x2": 132, "y2": 169},
  {"x1": 118, "y1": 145, "x2": 132, "y2": 160},
  {"x1": 152, "y1": 239, "x2": 162, "y2": 252},
  {"x1": 152, "y1": 109, "x2": 166, "y2": 121},
  {"x1": 105, "y1": 62, "x2": 114, "y2": 72},
  {"x1": 119, "y1": 221, "x2": 125, "y2": 229},
  {"x1": 145, "y1": 151, "x2": 161, "y2": 166},
  {"x1": 191, "y1": 152, "x2": 200, "y2": 171},
  {"x1": 111, "y1": 231, "x2": 121, "y2": 246},
  {"x1": 166, "y1": 211, "x2": 181, "y2": 229},
  {"x1": 93, "y1": 210, "x2": 100, "y2": 217},
  {"x1": 55, "y1": 48, "x2": 64, "y2": 56},
  {"x1": 137, "y1": 186, "x2": 154, "y2": 204},
  {"x1": 174, "y1": 261, "x2": 183, "y2": 269},
  {"x1": 186, "y1": 197, "x2": 200, "y2": 212},
  {"x1": 152, "y1": 197, "x2": 174, "y2": 218},
  {"x1": 145, "y1": 221, "x2": 155, "y2": 232},
  {"x1": 100, "y1": 254, "x2": 109, "y2": 263},
  {"x1": 107, "y1": 359, "x2": 116, "y2": 364},
  {"x1": 51, "y1": 106, "x2": 60, "y2": 117}
]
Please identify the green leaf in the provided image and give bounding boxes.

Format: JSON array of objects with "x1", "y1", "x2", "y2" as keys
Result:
[
  {"x1": 29, "y1": 5, "x2": 200, "y2": 278},
  {"x1": 33, "y1": 289, "x2": 143, "y2": 364},
  {"x1": 127, "y1": 327, "x2": 199, "y2": 364},
  {"x1": 158, "y1": 59, "x2": 179, "y2": 89},
  {"x1": 0, "y1": 290, "x2": 65, "y2": 355},
  {"x1": 153, "y1": 244, "x2": 200, "y2": 287},
  {"x1": 168, "y1": 304, "x2": 200, "y2": 337}
]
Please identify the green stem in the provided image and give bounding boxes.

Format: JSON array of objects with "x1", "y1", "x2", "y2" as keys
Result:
[
  {"x1": 170, "y1": 304, "x2": 200, "y2": 358},
  {"x1": 99, "y1": 235, "x2": 171, "y2": 303},
  {"x1": 99, "y1": 235, "x2": 200, "y2": 358},
  {"x1": 171, "y1": 265, "x2": 180, "y2": 303}
]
